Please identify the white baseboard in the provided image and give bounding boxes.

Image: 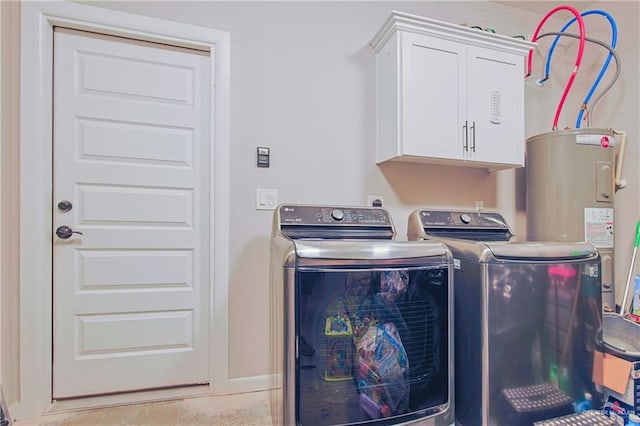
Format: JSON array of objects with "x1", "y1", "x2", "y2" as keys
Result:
[{"x1": 223, "y1": 374, "x2": 274, "y2": 395}]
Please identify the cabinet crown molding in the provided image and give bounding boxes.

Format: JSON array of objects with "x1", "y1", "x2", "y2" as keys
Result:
[{"x1": 370, "y1": 10, "x2": 536, "y2": 56}]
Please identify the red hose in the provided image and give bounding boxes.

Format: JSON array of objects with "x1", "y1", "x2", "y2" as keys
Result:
[{"x1": 526, "y1": 6, "x2": 586, "y2": 130}]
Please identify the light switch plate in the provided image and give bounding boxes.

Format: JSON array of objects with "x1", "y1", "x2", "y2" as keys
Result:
[{"x1": 256, "y1": 188, "x2": 278, "y2": 210}]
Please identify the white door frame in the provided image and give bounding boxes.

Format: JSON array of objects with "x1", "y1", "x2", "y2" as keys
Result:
[{"x1": 18, "y1": 1, "x2": 230, "y2": 419}]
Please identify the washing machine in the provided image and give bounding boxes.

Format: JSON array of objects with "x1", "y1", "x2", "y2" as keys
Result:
[
  {"x1": 407, "y1": 209, "x2": 603, "y2": 426},
  {"x1": 270, "y1": 204, "x2": 455, "y2": 426}
]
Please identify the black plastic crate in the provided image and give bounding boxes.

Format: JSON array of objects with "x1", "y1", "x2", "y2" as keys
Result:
[
  {"x1": 534, "y1": 409, "x2": 615, "y2": 425},
  {"x1": 498, "y1": 382, "x2": 574, "y2": 426}
]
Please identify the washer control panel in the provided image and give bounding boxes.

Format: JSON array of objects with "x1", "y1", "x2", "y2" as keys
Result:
[{"x1": 279, "y1": 205, "x2": 391, "y2": 226}]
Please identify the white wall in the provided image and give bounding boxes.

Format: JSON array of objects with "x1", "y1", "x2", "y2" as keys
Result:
[
  {"x1": 0, "y1": 0, "x2": 21, "y2": 409},
  {"x1": 3, "y1": 0, "x2": 638, "y2": 402},
  {"x1": 88, "y1": 0, "x2": 639, "y2": 381}
]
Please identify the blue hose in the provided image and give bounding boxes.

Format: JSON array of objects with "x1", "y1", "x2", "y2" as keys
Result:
[{"x1": 537, "y1": 10, "x2": 617, "y2": 128}]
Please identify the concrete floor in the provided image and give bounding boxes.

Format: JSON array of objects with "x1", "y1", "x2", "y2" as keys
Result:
[{"x1": 13, "y1": 391, "x2": 272, "y2": 426}]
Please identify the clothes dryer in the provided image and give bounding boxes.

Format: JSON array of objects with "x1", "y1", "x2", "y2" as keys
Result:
[
  {"x1": 408, "y1": 209, "x2": 602, "y2": 426},
  {"x1": 270, "y1": 204, "x2": 454, "y2": 426}
]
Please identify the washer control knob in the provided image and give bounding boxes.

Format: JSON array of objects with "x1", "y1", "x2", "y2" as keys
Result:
[
  {"x1": 460, "y1": 213, "x2": 472, "y2": 224},
  {"x1": 331, "y1": 209, "x2": 345, "y2": 221}
]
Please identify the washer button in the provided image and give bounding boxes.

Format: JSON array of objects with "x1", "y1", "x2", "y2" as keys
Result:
[
  {"x1": 331, "y1": 209, "x2": 345, "y2": 221},
  {"x1": 460, "y1": 213, "x2": 472, "y2": 224}
]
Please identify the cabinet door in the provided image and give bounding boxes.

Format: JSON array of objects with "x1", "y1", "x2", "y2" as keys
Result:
[
  {"x1": 466, "y1": 46, "x2": 523, "y2": 166},
  {"x1": 401, "y1": 32, "x2": 467, "y2": 161}
]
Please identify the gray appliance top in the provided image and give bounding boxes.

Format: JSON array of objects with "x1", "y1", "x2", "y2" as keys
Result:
[
  {"x1": 272, "y1": 205, "x2": 451, "y2": 264},
  {"x1": 407, "y1": 209, "x2": 598, "y2": 262}
]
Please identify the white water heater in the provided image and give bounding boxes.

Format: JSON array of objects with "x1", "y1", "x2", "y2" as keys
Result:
[{"x1": 526, "y1": 128, "x2": 619, "y2": 312}]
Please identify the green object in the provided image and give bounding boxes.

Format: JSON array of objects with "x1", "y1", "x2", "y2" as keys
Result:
[
  {"x1": 549, "y1": 363, "x2": 571, "y2": 395},
  {"x1": 550, "y1": 363, "x2": 558, "y2": 385},
  {"x1": 622, "y1": 218, "x2": 640, "y2": 316},
  {"x1": 558, "y1": 365, "x2": 570, "y2": 395}
]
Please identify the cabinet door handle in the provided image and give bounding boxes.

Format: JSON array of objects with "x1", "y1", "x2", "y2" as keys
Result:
[
  {"x1": 463, "y1": 121, "x2": 469, "y2": 153},
  {"x1": 471, "y1": 121, "x2": 476, "y2": 153}
]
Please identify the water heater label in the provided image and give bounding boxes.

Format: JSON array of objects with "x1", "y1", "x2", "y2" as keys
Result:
[
  {"x1": 584, "y1": 208, "x2": 614, "y2": 248},
  {"x1": 576, "y1": 134, "x2": 615, "y2": 148}
]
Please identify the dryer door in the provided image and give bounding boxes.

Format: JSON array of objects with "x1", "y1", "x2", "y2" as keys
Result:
[{"x1": 486, "y1": 258, "x2": 602, "y2": 425}]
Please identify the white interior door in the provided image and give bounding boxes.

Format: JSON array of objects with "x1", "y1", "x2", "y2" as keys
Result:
[{"x1": 53, "y1": 28, "x2": 210, "y2": 398}]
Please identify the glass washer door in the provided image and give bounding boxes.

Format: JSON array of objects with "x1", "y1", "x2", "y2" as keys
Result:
[{"x1": 294, "y1": 264, "x2": 450, "y2": 425}]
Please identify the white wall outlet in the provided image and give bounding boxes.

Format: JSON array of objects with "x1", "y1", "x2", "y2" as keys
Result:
[
  {"x1": 256, "y1": 188, "x2": 278, "y2": 210},
  {"x1": 367, "y1": 195, "x2": 384, "y2": 207},
  {"x1": 475, "y1": 200, "x2": 484, "y2": 211}
]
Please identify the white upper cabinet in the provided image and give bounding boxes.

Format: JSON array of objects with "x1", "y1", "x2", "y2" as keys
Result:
[{"x1": 371, "y1": 11, "x2": 535, "y2": 171}]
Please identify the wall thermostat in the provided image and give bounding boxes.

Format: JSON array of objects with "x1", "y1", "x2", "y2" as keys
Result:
[{"x1": 257, "y1": 147, "x2": 270, "y2": 168}]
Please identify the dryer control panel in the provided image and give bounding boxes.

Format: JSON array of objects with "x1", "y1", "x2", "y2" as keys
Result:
[
  {"x1": 419, "y1": 210, "x2": 509, "y2": 229},
  {"x1": 412, "y1": 209, "x2": 513, "y2": 242}
]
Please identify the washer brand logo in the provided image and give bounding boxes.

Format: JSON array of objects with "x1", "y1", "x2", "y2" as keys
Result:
[{"x1": 600, "y1": 136, "x2": 610, "y2": 149}]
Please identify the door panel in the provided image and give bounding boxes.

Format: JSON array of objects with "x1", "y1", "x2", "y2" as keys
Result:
[
  {"x1": 78, "y1": 51, "x2": 195, "y2": 105},
  {"x1": 53, "y1": 28, "x2": 210, "y2": 398},
  {"x1": 78, "y1": 185, "x2": 193, "y2": 226},
  {"x1": 78, "y1": 118, "x2": 194, "y2": 166}
]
